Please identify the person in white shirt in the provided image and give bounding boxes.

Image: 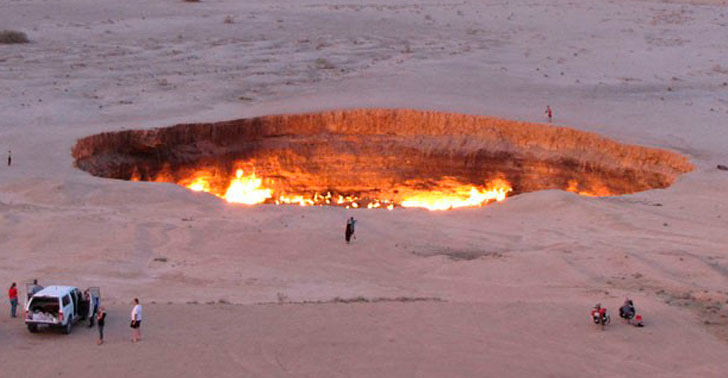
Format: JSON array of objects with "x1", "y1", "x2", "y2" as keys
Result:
[{"x1": 130, "y1": 298, "x2": 142, "y2": 342}]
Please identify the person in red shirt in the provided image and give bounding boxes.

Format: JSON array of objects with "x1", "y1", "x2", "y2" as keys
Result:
[
  {"x1": 8, "y1": 282, "x2": 18, "y2": 318},
  {"x1": 545, "y1": 105, "x2": 553, "y2": 122}
]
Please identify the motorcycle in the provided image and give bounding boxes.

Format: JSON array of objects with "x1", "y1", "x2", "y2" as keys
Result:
[{"x1": 591, "y1": 303, "x2": 610, "y2": 329}]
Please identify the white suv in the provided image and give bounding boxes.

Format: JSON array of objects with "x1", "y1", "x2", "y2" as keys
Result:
[{"x1": 25, "y1": 285, "x2": 100, "y2": 334}]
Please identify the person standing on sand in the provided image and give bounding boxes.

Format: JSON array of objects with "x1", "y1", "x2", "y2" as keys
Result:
[
  {"x1": 349, "y1": 217, "x2": 357, "y2": 237},
  {"x1": 545, "y1": 105, "x2": 553, "y2": 122},
  {"x1": 345, "y1": 219, "x2": 353, "y2": 243},
  {"x1": 130, "y1": 298, "x2": 142, "y2": 342},
  {"x1": 7, "y1": 150, "x2": 11, "y2": 166},
  {"x1": 8, "y1": 282, "x2": 18, "y2": 318},
  {"x1": 345, "y1": 217, "x2": 357, "y2": 244},
  {"x1": 28, "y1": 279, "x2": 42, "y2": 300},
  {"x1": 97, "y1": 307, "x2": 106, "y2": 345}
]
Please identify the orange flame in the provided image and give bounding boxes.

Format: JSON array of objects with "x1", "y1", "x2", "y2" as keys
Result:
[
  {"x1": 223, "y1": 169, "x2": 272, "y2": 205},
  {"x1": 566, "y1": 179, "x2": 612, "y2": 197},
  {"x1": 179, "y1": 168, "x2": 515, "y2": 210},
  {"x1": 178, "y1": 171, "x2": 217, "y2": 195},
  {"x1": 187, "y1": 177, "x2": 212, "y2": 192},
  {"x1": 277, "y1": 195, "x2": 315, "y2": 206},
  {"x1": 130, "y1": 166, "x2": 141, "y2": 182},
  {"x1": 400, "y1": 178, "x2": 512, "y2": 211}
]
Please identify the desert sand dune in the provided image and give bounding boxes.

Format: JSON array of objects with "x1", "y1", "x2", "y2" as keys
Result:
[{"x1": 1, "y1": 0, "x2": 727, "y2": 377}]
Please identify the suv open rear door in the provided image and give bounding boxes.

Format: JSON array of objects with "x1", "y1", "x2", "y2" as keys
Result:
[{"x1": 87, "y1": 287, "x2": 101, "y2": 309}]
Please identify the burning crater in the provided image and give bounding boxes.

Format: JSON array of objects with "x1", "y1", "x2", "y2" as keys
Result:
[{"x1": 72, "y1": 109, "x2": 693, "y2": 210}]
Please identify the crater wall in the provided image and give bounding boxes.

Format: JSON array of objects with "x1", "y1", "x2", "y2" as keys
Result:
[{"x1": 72, "y1": 109, "x2": 694, "y2": 201}]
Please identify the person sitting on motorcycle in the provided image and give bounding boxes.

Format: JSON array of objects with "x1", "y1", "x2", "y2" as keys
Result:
[
  {"x1": 619, "y1": 298, "x2": 636, "y2": 323},
  {"x1": 592, "y1": 303, "x2": 610, "y2": 326}
]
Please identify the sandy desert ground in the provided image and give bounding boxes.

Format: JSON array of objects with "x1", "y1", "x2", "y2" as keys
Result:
[{"x1": 1, "y1": 0, "x2": 728, "y2": 377}]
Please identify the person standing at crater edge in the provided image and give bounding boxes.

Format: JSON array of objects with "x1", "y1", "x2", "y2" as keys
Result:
[
  {"x1": 545, "y1": 105, "x2": 553, "y2": 122},
  {"x1": 345, "y1": 218, "x2": 353, "y2": 243},
  {"x1": 345, "y1": 216, "x2": 357, "y2": 244},
  {"x1": 7, "y1": 150, "x2": 11, "y2": 166},
  {"x1": 349, "y1": 217, "x2": 357, "y2": 237}
]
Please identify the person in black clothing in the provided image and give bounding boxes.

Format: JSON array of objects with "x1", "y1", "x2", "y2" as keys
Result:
[
  {"x1": 619, "y1": 298, "x2": 636, "y2": 324},
  {"x1": 7, "y1": 150, "x2": 11, "y2": 167},
  {"x1": 97, "y1": 307, "x2": 106, "y2": 345},
  {"x1": 345, "y1": 222, "x2": 353, "y2": 243},
  {"x1": 345, "y1": 217, "x2": 357, "y2": 244}
]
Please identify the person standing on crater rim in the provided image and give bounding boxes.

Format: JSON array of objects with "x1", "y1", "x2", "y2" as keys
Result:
[
  {"x1": 7, "y1": 150, "x2": 11, "y2": 166},
  {"x1": 545, "y1": 105, "x2": 553, "y2": 122},
  {"x1": 345, "y1": 216, "x2": 357, "y2": 244}
]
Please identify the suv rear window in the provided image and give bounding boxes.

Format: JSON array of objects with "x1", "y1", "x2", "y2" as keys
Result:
[
  {"x1": 62, "y1": 295, "x2": 70, "y2": 306},
  {"x1": 29, "y1": 297, "x2": 60, "y2": 314}
]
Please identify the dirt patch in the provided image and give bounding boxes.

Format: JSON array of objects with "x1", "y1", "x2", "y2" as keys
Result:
[{"x1": 657, "y1": 289, "x2": 728, "y2": 342}]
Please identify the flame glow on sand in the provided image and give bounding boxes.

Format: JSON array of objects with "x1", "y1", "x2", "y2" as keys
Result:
[{"x1": 176, "y1": 169, "x2": 513, "y2": 211}]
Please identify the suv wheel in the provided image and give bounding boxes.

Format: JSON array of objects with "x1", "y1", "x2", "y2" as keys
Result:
[
  {"x1": 64, "y1": 316, "x2": 73, "y2": 334},
  {"x1": 27, "y1": 324, "x2": 38, "y2": 333}
]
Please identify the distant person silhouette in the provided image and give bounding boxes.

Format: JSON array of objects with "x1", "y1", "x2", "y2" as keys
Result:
[
  {"x1": 7, "y1": 150, "x2": 11, "y2": 166},
  {"x1": 545, "y1": 106, "x2": 553, "y2": 122},
  {"x1": 345, "y1": 217, "x2": 357, "y2": 244}
]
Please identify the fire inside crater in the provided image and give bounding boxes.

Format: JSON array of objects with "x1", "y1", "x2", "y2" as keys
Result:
[{"x1": 72, "y1": 109, "x2": 693, "y2": 211}]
